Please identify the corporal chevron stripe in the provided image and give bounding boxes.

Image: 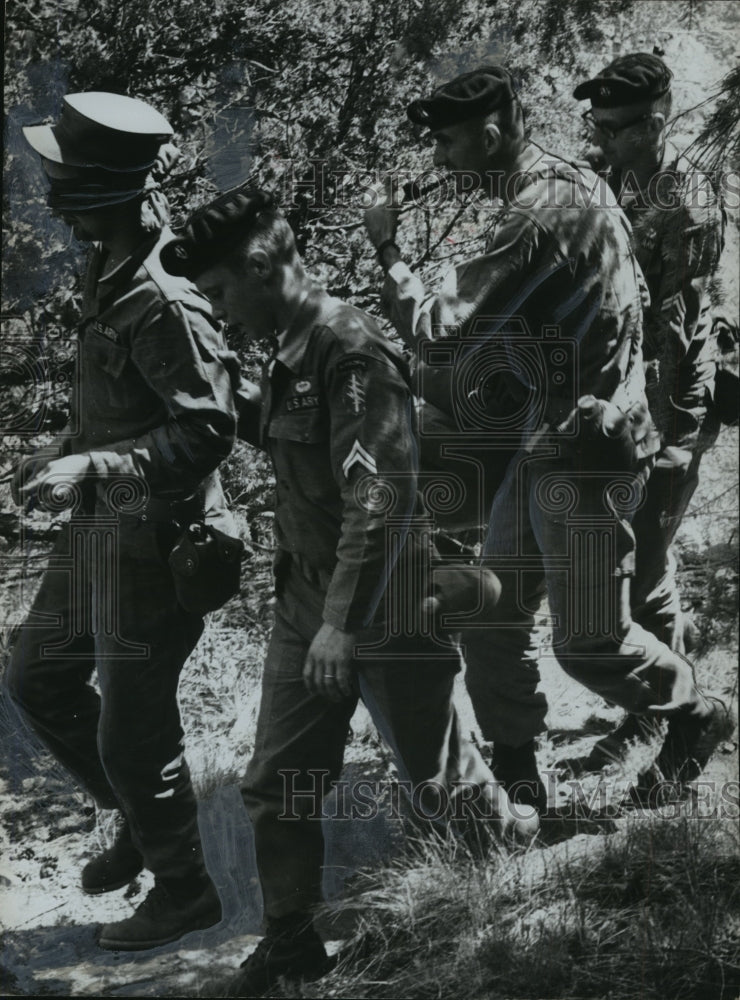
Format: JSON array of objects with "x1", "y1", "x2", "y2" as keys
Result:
[
  {"x1": 661, "y1": 290, "x2": 685, "y2": 313},
  {"x1": 342, "y1": 440, "x2": 378, "y2": 478}
]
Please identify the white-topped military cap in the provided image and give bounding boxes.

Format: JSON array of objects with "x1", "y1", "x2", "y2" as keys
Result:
[{"x1": 23, "y1": 92, "x2": 173, "y2": 173}]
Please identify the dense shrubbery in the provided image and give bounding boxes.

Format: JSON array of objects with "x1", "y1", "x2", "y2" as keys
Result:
[{"x1": 2, "y1": 0, "x2": 737, "y2": 507}]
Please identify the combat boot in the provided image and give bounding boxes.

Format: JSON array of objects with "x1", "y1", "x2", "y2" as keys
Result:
[
  {"x1": 82, "y1": 821, "x2": 144, "y2": 895},
  {"x1": 97, "y1": 875, "x2": 222, "y2": 951},
  {"x1": 633, "y1": 696, "x2": 736, "y2": 805},
  {"x1": 578, "y1": 713, "x2": 660, "y2": 773},
  {"x1": 224, "y1": 913, "x2": 334, "y2": 998}
]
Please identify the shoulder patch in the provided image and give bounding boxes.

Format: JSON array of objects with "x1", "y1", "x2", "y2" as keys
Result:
[
  {"x1": 342, "y1": 370, "x2": 366, "y2": 415},
  {"x1": 286, "y1": 376, "x2": 320, "y2": 412},
  {"x1": 336, "y1": 354, "x2": 369, "y2": 374}
]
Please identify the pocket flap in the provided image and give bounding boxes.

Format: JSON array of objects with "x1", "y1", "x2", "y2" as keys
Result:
[
  {"x1": 88, "y1": 333, "x2": 129, "y2": 378},
  {"x1": 268, "y1": 411, "x2": 328, "y2": 443}
]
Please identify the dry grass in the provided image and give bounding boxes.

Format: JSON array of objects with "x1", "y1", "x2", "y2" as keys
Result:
[{"x1": 284, "y1": 814, "x2": 740, "y2": 1000}]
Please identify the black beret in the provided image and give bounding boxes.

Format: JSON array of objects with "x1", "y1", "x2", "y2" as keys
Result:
[
  {"x1": 573, "y1": 53, "x2": 673, "y2": 108},
  {"x1": 23, "y1": 93, "x2": 172, "y2": 172},
  {"x1": 161, "y1": 185, "x2": 279, "y2": 279},
  {"x1": 407, "y1": 65, "x2": 517, "y2": 131}
]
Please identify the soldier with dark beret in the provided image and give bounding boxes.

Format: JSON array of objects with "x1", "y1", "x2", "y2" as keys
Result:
[
  {"x1": 162, "y1": 183, "x2": 538, "y2": 996},
  {"x1": 575, "y1": 53, "x2": 738, "y2": 767},
  {"x1": 364, "y1": 65, "x2": 733, "y2": 813},
  {"x1": 6, "y1": 93, "x2": 239, "y2": 949},
  {"x1": 573, "y1": 52, "x2": 673, "y2": 109}
]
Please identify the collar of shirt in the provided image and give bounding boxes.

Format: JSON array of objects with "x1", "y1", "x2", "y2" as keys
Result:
[
  {"x1": 610, "y1": 139, "x2": 684, "y2": 210},
  {"x1": 275, "y1": 281, "x2": 341, "y2": 373},
  {"x1": 90, "y1": 228, "x2": 172, "y2": 312},
  {"x1": 81, "y1": 227, "x2": 173, "y2": 325},
  {"x1": 501, "y1": 142, "x2": 563, "y2": 203}
]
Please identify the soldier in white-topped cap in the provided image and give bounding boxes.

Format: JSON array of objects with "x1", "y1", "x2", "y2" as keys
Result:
[{"x1": 6, "y1": 92, "x2": 240, "y2": 951}]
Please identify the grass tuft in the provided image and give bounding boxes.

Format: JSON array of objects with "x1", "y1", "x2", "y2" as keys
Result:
[{"x1": 286, "y1": 816, "x2": 740, "y2": 1000}]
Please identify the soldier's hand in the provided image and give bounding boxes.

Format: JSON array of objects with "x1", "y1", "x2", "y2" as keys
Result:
[
  {"x1": 19, "y1": 453, "x2": 93, "y2": 510},
  {"x1": 363, "y1": 175, "x2": 401, "y2": 250},
  {"x1": 303, "y1": 622, "x2": 357, "y2": 702},
  {"x1": 11, "y1": 442, "x2": 66, "y2": 507},
  {"x1": 11, "y1": 459, "x2": 37, "y2": 507},
  {"x1": 644, "y1": 656, "x2": 697, "y2": 714}
]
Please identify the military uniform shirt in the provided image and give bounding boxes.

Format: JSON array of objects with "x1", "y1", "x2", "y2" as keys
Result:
[
  {"x1": 382, "y1": 152, "x2": 649, "y2": 439},
  {"x1": 237, "y1": 283, "x2": 418, "y2": 632},
  {"x1": 607, "y1": 142, "x2": 726, "y2": 449},
  {"x1": 67, "y1": 227, "x2": 238, "y2": 502}
]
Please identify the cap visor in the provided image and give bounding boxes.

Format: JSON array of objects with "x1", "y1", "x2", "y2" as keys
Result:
[{"x1": 22, "y1": 124, "x2": 93, "y2": 166}]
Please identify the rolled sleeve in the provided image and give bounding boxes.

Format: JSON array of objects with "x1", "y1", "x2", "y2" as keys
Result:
[
  {"x1": 381, "y1": 261, "x2": 435, "y2": 347},
  {"x1": 381, "y1": 211, "x2": 544, "y2": 346}
]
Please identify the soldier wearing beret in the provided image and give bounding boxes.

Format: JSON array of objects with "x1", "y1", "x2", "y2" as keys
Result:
[
  {"x1": 6, "y1": 93, "x2": 239, "y2": 949},
  {"x1": 162, "y1": 184, "x2": 538, "y2": 995},
  {"x1": 574, "y1": 52, "x2": 737, "y2": 767},
  {"x1": 364, "y1": 65, "x2": 732, "y2": 813}
]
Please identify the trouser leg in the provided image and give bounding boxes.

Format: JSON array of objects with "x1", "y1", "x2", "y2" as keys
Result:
[
  {"x1": 462, "y1": 452, "x2": 549, "y2": 747},
  {"x1": 95, "y1": 518, "x2": 207, "y2": 885},
  {"x1": 631, "y1": 401, "x2": 720, "y2": 649},
  {"x1": 526, "y1": 457, "x2": 707, "y2": 719},
  {"x1": 358, "y1": 635, "x2": 516, "y2": 842},
  {"x1": 241, "y1": 579, "x2": 356, "y2": 921},
  {"x1": 631, "y1": 456, "x2": 702, "y2": 651},
  {"x1": 242, "y1": 557, "x2": 534, "y2": 922},
  {"x1": 4, "y1": 522, "x2": 118, "y2": 809},
  {"x1": 346, "y1": 536, "x2": 527, "y2": 839}
]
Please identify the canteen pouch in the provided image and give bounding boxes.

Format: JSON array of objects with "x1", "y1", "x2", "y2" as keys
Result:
[{"x1": 168, "y1": 521, "x2": 245, "y2": 615}]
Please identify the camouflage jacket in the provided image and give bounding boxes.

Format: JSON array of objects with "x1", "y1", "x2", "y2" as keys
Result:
[
  {"x1": 64, "y1": 227, "x2": 238, "y2": 513},
  {"x1": 607, "y1": 142, "x2": 728, "y2": 450},
  {"x1": 381, "y1": 149, "x2": 650, "y2": 450}
]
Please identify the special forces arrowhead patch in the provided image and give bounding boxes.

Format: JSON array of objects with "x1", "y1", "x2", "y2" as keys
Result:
[
  {"x1": 342, "y1": 370, "x2": 366, "y2": 415},
  {"x1": 342, "y1": 440, "x2": 377, "y2": 479}
]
